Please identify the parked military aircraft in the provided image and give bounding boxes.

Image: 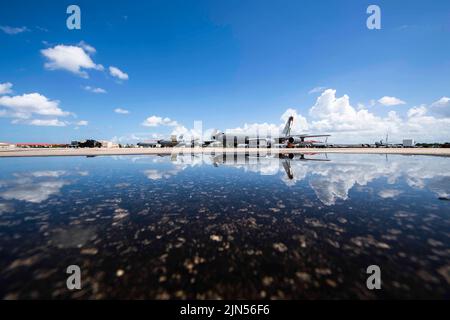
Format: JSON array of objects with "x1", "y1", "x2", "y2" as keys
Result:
[
  {"x1": 211, "y1": 116, "x2": 331, "y2": 148},
  {"x1": 137, "y1": 135, "x2": 180, "y2": 148}
]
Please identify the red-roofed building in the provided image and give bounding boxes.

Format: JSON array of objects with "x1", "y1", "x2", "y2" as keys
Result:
[{"x1": 15, "y1": 143, "x2": 69, "y2": 148}]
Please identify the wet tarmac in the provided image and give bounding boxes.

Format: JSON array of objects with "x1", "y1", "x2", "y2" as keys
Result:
[{"x1": 0, "y1": 153, "x2": 449, "y2": 299}]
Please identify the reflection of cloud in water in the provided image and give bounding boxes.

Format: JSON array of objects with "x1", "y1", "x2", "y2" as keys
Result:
[
  {"x1": 143, "y1": 154, "x2": 212, "y2": 180},
  {"x1": 0, "y1": 203, "x2": 14, "y2": 213},
  {"x1": 378, "y1": 189, "x2": 403, "y2": 199},
  {"x1": 212, "y1": 154, "x2": 282, "y2": 176},
  {"x1": 172, "y1": 153, "x2": 211, "y2": 167},
  {"x1": 309, "y1": 175, "x2": 354, "y2": 205},
  {"x1": 49, "y1": 226, "x2": 97, "y2": 248},
  {"x1": 185, "y1": 154, "x2": 450, "y2": 205},
  {"x1": 304, "y1": 156, "x2": 450, "y2": 205},
  {"x1": 427, "y1": 176, "x2": 450, "y2": 198},
  {"x1": 1, "y1": 179, "x2": 69, "y2": 203},
  {"x1": 124, "y1": 153, "x2": 450, "y2": 205},
  {"x1": 281, "y1": 161, "x2": 308, "y2": 186},
  {"x1": 144, "y1": 168, "x2": 183, "y2": 180},
  {"x1": 249, "y1": 159, "x2": 280, "y2": 176},
  {"x1": 0, "y1": 170, "x2": 87, "y2": 203},
  {"x1": 29, "y1": 170, "x2": 67, "y2": 178},
  {"x1": 303, "y1": 161, "x2": 399, "y2": 205}
]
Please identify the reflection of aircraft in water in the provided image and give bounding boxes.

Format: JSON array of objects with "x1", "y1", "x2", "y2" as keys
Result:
[
  {"x1": 278, "y1": 152, "x2": 330, "y2": 161},
  {"x1": 211, "y1": 152, "x2": 330, "y2": 180},
  {"x1": 144, "y1": 152, "x2": 450, "y2": 206},
  {"x1": 278, "y1": 153, "x2": 330, "y2": 180}
]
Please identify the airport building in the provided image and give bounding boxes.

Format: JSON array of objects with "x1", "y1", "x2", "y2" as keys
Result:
[
  {"x1": 403, "y1": 139, "x2": 416, "y2": 147},
  {"x1": 0, "y1": 142, "x2": 16, "y2": 149},
  {"x1": 71, "y1": 140, "x2": 120, "y2": 148},
  {"x1": 99, "y1": 140, "x2": 120, "y2": 148}
]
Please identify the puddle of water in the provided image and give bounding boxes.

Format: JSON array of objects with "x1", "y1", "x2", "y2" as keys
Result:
[{"x1": 0, "y1": 153, "x2": 449, "y2": 299}]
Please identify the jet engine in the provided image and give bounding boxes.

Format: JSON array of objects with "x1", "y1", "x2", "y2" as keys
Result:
[{"x1": 288, "y1": 137, "x2": 302, "y2": 144}]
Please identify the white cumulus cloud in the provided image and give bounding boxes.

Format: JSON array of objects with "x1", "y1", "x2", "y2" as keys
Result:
[
  {"x1": 407, "y1": 105, "x2": 427, "y2": 118},
  {"x1": 378, "y1": 96, "x2": 406, "y2": 106},
  {"x1": 141, "y1": 115, "x2": 201, "y2": 140},
  {"x1": 109, "y1": 66, "x2": 129, "y2": 80},
  {"x1": 0, "y1": 93, "x2": 70, "y2": 119},
  {"x1": 84, "y1": 86, "x2": 106, "y2": 94},
  {"x1": 114, "y1": 108, "x2": 130, "y2": 114},
  {"x1": 27, "y1": 119, "x2": 67, "y2": 127},
  {"x1": 308, "y1": 86, "x2": 327, "y2": 94},
  {"x1": 225, "y1": 89, "x2": 450, "y2": 143},
  {"x1": 76, "y1": 120, "x2": 88, "y2": 126},
  {"x1": 0, "y1": 25, "x2": 29, "y2": 35},
  {"x1": 430, "y1": 97, "x2": 450, "y2": 117},
  {"x1": 0, "y1": 82, "x2": 13, "y2": 95},
  {"x1": 41, "y1": 44, "x2": 103, "y2": 78},
  {"x1": 142, "y1": 115, "x2": 178, "y2": 127},
  {"x1": 136, "y1": 90, "x2": 450, "y2": 144},
  {"x1": 77, "y1": 41, "x2": 96, "y2": 54}
]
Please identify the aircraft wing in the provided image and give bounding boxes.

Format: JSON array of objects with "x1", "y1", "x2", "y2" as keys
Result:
[
  {"x1": 274, "y1": 134, "x2": 331, "y2": 142},
  {"x1": 297, "y1": 158, "x2": 331, "y2": 162},
  {"x1": 247, "y1": 137, "x2": 269, "y2": 141},
  {"x1": 291, "y1": 134, "x2": 331, "y2": 138}
]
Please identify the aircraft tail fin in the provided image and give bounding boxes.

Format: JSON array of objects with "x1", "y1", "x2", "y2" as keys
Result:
[
  {"x1": 210, "y1": 129, "x2": 220, "y2": 140},
  {"x1": 282, "y1": 116, "x2": 294, "y2": 137}
]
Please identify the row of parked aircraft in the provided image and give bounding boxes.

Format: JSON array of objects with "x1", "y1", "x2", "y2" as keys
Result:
[{"x1": 138, "y1": 116, "x2": 331, "y2": 148}]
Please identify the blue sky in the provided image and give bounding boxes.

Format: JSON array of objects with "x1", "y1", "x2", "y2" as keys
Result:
[{"x1": 1, "y1": 0, "x2": 450, "y2": 143}]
